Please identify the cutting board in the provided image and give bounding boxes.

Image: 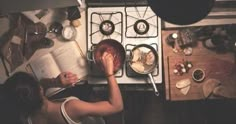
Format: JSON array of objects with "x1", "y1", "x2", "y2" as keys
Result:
[{"x1": 167, "y1": 55, "x2": 236, "y2": 101}]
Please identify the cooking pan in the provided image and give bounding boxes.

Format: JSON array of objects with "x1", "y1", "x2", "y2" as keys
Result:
[
  {"x1": 129, "y1": 44, "x2": 159, "y2": 96},
  {"x1": 87, "y1": 39, "x2": 125, "y2": 75}
]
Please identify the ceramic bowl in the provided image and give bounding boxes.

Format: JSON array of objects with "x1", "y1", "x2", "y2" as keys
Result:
[
  {"x1": 62, "y1": 25, "x2": 77, "y2": 41},
  {"x1": 192, "y1": 68, "x2": 205, "y2": 82}
]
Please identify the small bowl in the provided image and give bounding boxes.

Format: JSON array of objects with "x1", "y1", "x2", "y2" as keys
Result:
[
  {"x1": 192, "y1": 68, "x2": 205, "y2": 82},
  {"x1": 62, "y1": 25, "x2": 77, "y2": 41}
]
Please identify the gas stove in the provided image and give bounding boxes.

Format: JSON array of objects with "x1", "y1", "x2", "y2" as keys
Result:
[{"x1": 86, "y1": 5, "x2": 162, "y2": 84}]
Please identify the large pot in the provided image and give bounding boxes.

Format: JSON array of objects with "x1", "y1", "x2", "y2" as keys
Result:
[
  {"x1": 87, "y1": 39, "x2": 125, "y2": 74},
  {"x1": 128, "y1": 44, "x2": 159, "y2": 96}
]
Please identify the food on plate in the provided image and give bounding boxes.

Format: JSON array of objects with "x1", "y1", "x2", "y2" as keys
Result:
[
  {"x1": 202, "y1": 78, "x2": 221, "y2": 98},
  {"x1": 132, "y1": 48, "x2": 141, "y2": 62},
  {"x1": 145, "y1": 51, "x2": 155, "y2": 65},
  {"x1": 176, "y1": 78, "x2": 191, "y2": 89},
  {"x1": 131, "y1": 61, "x2": 145, "y2": 73},
  {"x1": 180, "y1": 85, "x2": 190, "y2": 95}
]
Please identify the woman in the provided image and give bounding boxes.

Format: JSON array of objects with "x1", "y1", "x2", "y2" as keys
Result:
[{"x1": 1, "y1": 52, "x2": 123, "y2": 124}]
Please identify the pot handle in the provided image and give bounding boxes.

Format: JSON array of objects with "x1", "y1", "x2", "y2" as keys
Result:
[
  {"x1": 126, "y1": 50, "x2": 132, "y2": 61},
  {"x1": 148, "y1": 73, "x2": 159, "y2": 96},
  {"x1": 86, "y1": 50, "x2": 94, "y2": 62}
]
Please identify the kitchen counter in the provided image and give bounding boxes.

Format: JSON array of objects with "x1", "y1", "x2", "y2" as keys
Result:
[
  {"x1": 0, "y1": 9, "x2": 87, "y2": 96},
  {"x1": 162, "y1": 28, "x2": 236, "y2": 101}
]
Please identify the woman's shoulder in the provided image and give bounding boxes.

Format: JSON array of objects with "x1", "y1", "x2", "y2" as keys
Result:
[{"x1": 52, "y1": 96, "x2": 79, "y2": 102}]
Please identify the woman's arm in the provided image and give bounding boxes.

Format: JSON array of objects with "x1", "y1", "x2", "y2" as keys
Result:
[
  {"x1": 40, "y1": 72, "x2": 78, "y2": 90},
  {"x1": 66, "y1": 52, "x2": 123, "y2": 118},
  {"x1": 102, "y1": 52, "x2": 123, "y2": 113}
]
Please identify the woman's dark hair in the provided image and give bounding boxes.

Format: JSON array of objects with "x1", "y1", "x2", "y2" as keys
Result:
[{"x1": 3, "y1": 72, "x2": 43, "y2": 118}]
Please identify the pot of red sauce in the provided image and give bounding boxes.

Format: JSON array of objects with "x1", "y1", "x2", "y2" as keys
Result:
[{"x1": 87, "y1": 39, "x2": 125, "y2": 75}]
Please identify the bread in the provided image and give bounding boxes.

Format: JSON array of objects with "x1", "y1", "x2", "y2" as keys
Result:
[
  {"x1": 71, "y1": 19, "x2": 81, "y2": 27},
  {"x1": 213, "y1": 85, "x2": 236, "y2": 98},
  {"x1": 176, "y1": 78, "x2": 191, "y2": 89},
  {"x1": 202, "y1": 79, "x2": 221, "y2": 98},
  {"x1": 145, "y1": 51, "x2": 155, "y2": 65},
  {"x1": 176, "y1": 78, "x2": 191, "y2": 95},
  {"x1": 180, "y1": 85, "x2": 190, "y2": 95}
]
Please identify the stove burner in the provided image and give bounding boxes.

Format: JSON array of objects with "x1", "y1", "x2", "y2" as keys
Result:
[
  {"x1": 90, "y1": 12, "x2": 123, "y2": 44},
  {"x1": 125, "y1": 6, "x2": 158, "y2": 38},
  {"x1": 134, "y1": 19, "x2": 149, "y2": 35},
  {"x1": 99, "y1": 20, "x2": 115, "y2": 35}
]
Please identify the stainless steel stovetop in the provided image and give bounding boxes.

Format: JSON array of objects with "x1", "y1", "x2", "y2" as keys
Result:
[{"x1": 86, "y1": 6, "x2": 162, "y2": 84}]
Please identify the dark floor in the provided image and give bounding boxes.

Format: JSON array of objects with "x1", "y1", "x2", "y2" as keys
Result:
[
  {"x1": 51, "y1": 84, "x2": 236, "y2": 124},
  {"x1": 120, "y1": 91, "x2": 236, "y2": 124}
]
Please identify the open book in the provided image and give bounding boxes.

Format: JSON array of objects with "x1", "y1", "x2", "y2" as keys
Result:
[{"x1": 28, "y1": 41, "x2": 87, "y2": 96}]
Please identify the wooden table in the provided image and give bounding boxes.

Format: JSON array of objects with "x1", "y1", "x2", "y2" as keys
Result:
[{"x1": 162, "y1": 30, "x2": 236, "y2": 101}]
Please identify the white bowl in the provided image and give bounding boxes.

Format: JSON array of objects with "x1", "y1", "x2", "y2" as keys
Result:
[{"x1": 62, "y1": 25, "x2": 77, "y2": 41}]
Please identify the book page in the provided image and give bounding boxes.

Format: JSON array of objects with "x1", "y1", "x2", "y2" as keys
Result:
[
  {"x1": 51, "y1": 41, "x2": 87, "y2": 80},
  {"x1": 30, "y1": 53, "x2": 61, "y2": 80}
]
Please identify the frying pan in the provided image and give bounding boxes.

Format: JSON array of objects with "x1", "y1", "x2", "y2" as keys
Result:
[
  {"x1": 129, "y1": 44, "x2": 159, "y2": 96},
  {"x1": 87, "y1": 39, "x2": 125, "y2": 74}
]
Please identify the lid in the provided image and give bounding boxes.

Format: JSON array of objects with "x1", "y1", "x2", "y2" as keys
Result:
[{"x1": 147, "y1": 0, "x2": 215, "y2": 25}]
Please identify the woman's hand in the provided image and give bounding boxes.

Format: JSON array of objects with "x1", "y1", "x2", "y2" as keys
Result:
[
  {"x1": 101, "y1": 52, "x2": 114, "y2": 76},
  {"x1": 56, "y1": 72, "x2": 78, "y2": 87}
]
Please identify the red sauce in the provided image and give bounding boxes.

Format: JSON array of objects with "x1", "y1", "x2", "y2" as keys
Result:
[{"x1": 94, "y1": 43, "x2": 122, "y2": 72}]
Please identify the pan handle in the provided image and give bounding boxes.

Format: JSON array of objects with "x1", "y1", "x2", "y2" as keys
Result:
[
  {"x1": 125, "y1": 49, "x2": 132, "y2": 61},
  {"x1": 86, "y1": 50, "x2": 94, "y2": 62},
  {"x1": 148, "y1": 73, "x2": 159, "y2": 96}
]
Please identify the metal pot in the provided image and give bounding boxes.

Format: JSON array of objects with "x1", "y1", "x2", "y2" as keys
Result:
[
  {"x1": 87, "y1": 39, "x2": 125, "y2": 74},
  {"x1": 128, "y1": 44, "x2": 159, "y2": 96}
]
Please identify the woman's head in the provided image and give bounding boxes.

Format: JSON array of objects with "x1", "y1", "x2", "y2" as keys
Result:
[{"x1": 3, "y1": 72, "x2": 43, "y2": 117}]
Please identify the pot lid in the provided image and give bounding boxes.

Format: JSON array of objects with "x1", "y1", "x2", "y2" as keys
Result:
[{"x1": 147, "y1": 0, "x2": 215, "y2": 25}]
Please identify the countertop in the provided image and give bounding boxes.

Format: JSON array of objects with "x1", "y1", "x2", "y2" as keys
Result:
[
  {"x1": 162, "y1": 29, "x2": 236, "y2": 101},
  {"x1": 0, "y1": 9, "x2": 87, "y2": 84}
]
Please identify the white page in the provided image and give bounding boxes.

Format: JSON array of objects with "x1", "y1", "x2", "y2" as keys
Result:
[
  {"x1": 30, "y1": 53, "x2": 61, "y2": 80},
  {"x1": 51, "y1": 41, "x2": 87, "y2": 80}
]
